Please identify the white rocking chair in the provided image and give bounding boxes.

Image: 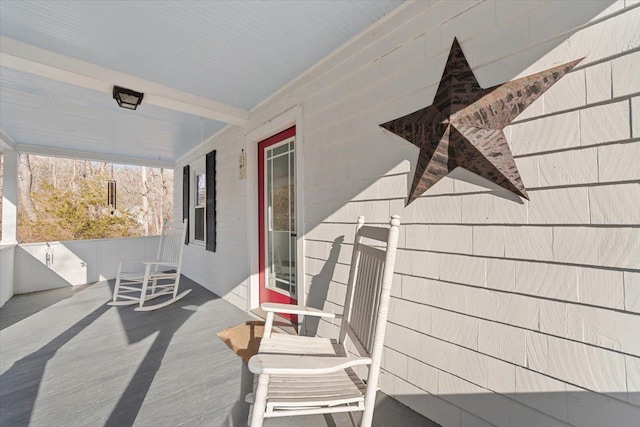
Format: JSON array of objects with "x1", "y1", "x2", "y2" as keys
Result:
[
  {"x1": 108, "y1": 219, "x2": 190, "y2": 311},
  {"x1": 247, "y1": 215, "x2": 401, "y2": 427}
]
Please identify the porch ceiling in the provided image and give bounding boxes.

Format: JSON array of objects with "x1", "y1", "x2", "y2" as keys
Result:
[{"x1": 0, "y1": 0, "x2": 402, "y2": 165}]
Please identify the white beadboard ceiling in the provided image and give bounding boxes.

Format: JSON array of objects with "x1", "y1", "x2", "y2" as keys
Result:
[{"x1": 0, "y1": 0, "x2": 402, "y2": 165}]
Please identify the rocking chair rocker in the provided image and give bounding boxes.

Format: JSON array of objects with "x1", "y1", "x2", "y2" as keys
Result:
[
  {"x1": 108, "y1": 219, "x2": 190, "y2": 311},
  {"x1": 247, "y1": 215, "x2": 401, "y2": 427}
]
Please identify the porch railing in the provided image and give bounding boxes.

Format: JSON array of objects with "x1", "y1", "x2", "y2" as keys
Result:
[
  {"x1": 6, "y1": 236, "x2": 160, "y2": 297},
  {"x1": 0, "y1": 244, "x2": 16, "y2": 307}
]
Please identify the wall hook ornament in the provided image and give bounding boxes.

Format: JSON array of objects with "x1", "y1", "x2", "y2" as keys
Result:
[{"x1": 239, "y1": 149, "x2": 247, "y2": 179}]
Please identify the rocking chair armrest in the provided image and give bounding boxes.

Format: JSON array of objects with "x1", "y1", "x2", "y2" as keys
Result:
[
  {"x1": 248, "y1": 354, "x2": 372, "y2": 375},
  {"x1": 261, "y1": 302, "x2": 335, "y2": 319}
]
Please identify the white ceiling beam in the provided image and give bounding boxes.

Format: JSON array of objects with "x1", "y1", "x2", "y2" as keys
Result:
[
  {"x1": 0, "y1": 37, "x2": 249, "y2": 125},
  {"x1": 0, "y1": 129, "x2": 17, "y2": 151},
  {"x1": 15, "y1": 143, "x2": 175, "y2": 169}
]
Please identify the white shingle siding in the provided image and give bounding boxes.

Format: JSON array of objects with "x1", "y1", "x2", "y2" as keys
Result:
[{"x1": 175, "y1": 1, "x2": 640, "y2": 425}]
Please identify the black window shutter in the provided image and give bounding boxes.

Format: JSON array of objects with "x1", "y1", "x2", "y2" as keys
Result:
[
  {"x1": 205, "y1": 150, "x2": 217, "y2": 252},
  {"x1": 182, "y1": 164, "x2": 190, "y2": 244}
]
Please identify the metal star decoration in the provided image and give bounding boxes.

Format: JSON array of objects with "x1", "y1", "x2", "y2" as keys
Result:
[{"x1": 380, "y1": 38, "x2": 583, "y2": 205}]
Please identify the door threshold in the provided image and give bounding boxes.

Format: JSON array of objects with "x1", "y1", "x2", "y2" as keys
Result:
[{"x1": 250, "y1": 308, "x2": 297, "y2": 335}]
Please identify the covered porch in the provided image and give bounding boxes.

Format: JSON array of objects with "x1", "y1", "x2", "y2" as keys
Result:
[{"x1": 2, "y1": 1, "x2": 640, "y2": 426}]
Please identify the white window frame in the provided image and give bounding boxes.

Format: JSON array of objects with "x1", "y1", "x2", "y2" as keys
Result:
[{"x1": 190, "y1": 159, "x2": 205, "y2": 247}]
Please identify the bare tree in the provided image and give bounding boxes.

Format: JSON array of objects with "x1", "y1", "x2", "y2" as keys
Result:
[
  {"x1": 50, "y1": 156, "x2": 58, "y2": 187},
  {"x1": 18, "y1": 154, "x2": 37, "y2": 221},
  {"x1": 16, "y1": 154, "x2": 173, "y2": 242},
  {"x1": 141, "y1": 166, "x2": 149, "y2": 236}
]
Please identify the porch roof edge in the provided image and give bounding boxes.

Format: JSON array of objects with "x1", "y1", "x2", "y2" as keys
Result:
[{"x1": 15, "y1": 142, "x2": 175, "y2": 168}]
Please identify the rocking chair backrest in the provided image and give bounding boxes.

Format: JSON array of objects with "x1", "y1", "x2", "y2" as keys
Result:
[
  {"x1": 339, "y1": 215, "x2": 400, "y2": 358},
  {"x1": 156, "y1": 219, "x2": 188, "y2": 267},
  {"x1": 337, "y1": 215, "x2": 400, "y2": 427}
]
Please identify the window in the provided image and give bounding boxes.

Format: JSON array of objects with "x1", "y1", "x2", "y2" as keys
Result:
[
  {"x1": 194, "y1": 172, "x2": 205, "y2": 242},
  {"x1": 183, "y1": 150, "x2": 216, "y2": 251}
]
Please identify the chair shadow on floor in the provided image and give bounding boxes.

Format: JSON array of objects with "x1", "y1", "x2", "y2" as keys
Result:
[
  {"x1": 224, "y1": 362, "x2": 253, "y2": 427},
  {"x1": 0, "y1": 277, "x2": 209, "y2": 427},
  {"x1": 104, "y1": 279, "x2": 205, "y2": 426}
]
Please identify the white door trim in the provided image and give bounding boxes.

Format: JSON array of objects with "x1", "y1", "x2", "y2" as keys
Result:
[{"x1": 245, "y1": 105, "x2": 305, "y2": 312}]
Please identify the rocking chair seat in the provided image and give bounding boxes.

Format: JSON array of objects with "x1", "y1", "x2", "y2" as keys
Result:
[
  {"x1": 118, "y1": 268, "x2": 177, "y2": 282},
  {"x1": 259, "y1": 334, "x2": 345, "y2": 356},
  {"x1": 249, "y1": 342, "x2": 370, "y2": 417},
  {"x1": 257, "y1": 335, "x2": 366, "y2": 409},
  {"x1": 257, "y1": 335, "x2": 367, "y2": 408},
  {"x1": 265, "y1": 367, "x2": 366, "y2": 409}
]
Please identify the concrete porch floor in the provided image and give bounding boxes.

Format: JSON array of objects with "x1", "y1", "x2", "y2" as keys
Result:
[{"x1": 0, "y1": 277, "x2": 437, "y2": 426}]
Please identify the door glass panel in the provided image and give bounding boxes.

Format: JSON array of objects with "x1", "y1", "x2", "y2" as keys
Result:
[
  {"x1": 272, "y1": 143, "x2": 289, "y2": 158},
  {"x1": 265, "y1": 140, "x2": 295, "y2": 297}
]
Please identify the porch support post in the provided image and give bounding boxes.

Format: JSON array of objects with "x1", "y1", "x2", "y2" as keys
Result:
[{"x1": 1, "y1": 148, "x2": 19, "y2": 245}]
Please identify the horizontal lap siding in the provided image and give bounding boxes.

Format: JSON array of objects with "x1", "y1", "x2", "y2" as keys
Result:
[
  {"x1": 174, "y1": 128, "x2": 250, "y2": 306},
  {"x1": 174, "y1": 0, "x2": 640, "y2": 425},
  {"x1": 297, "y1": 1, "x2": 640, "y2": 425}
]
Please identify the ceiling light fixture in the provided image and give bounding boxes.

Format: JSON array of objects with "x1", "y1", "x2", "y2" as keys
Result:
[{"x1": 112, "y1": 85, "x2": 144, "y2": 110}]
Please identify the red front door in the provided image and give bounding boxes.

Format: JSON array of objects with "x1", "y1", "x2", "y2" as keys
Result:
[{"x1": 258, "y1": 126, "x2": 297, "y2": 320}]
